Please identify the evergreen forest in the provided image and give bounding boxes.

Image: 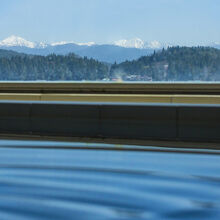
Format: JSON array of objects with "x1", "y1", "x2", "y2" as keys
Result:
[{"x1": 0, "y1": 46, "x2": 220, "y2": 81}]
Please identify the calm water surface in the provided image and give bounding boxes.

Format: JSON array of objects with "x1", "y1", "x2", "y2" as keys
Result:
[{"x1": 0, "y1": 140, "x2": 219, "y2": 220}]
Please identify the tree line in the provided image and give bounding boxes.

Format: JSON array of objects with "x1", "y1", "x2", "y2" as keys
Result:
[
  {"x1": 111, "y1": 47, "x2": 220, "y2": 81},
  {"x1": 0, "y1": 46, "x2": 220, "y2": 81},
  {"x1": 0, "y1": 52, "x2": 109, "y2": 81}
]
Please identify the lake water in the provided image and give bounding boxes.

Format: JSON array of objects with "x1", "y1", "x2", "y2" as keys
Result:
[{"x1": 0, "y1": 140, "x2": 219, "y2": 220}]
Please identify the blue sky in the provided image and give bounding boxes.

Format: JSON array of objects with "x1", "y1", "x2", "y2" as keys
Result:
[{"x1": 0, "y1": 0, "x2": 219, "y2": 45}]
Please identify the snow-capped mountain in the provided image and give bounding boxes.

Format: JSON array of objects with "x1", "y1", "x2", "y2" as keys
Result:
[
  {"x1": 0, "y1": 35, "x2": 165, "y2": 50},
  {"x1": 113, "y1": 38, "x2": 163, "y2": 49},
  {"x1": 146, "y1": 40, "x2": 162, "y2": 49},
  {"x1": 0, "y1": 35, "x2": 36, "y2": 48},
  {"x1": 0, "y1": 35, "x2": 50, "y2": 49},
  {"x1": 114, "y1": 38, "x2": 145, "y2": 49},
  {"x1": 0, "y1": 35, "x2": 218, "y2": 63},
  {"x1": 0, "y1": 35, "x2": 95, "y2": 48},
  {"x1": 0, "y1": 35, "x2": 159, "y2": 63},
  {"x1": 36, "y1": 42, "x2": 49, "y2": 49}
]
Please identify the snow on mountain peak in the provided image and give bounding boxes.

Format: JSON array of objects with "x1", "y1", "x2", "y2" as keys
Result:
[
  {"x1": 114, "y1": 38, "x2": 145, "y2": 49},
  {"x1": 77, "y1": 42, "x2": 95, "y2": 46},
  {"x1": 36, "y1": 42, "x2": 49, "y2": 48},
  {"x1": 51, "y1": 41, "x2": 73, "y2": 46},
  {"x1": 0, "y1": 36, "x2": 96, "y2": 48},
  {"x1": 113, "y1": 38, "x2": 164, "y2": 49},
  {"x1": 0, "y1": 35, "x2": 36, "y2": 48},
  {"x1": 146, "y1": 40, "x2": 162, "y2": 49},
  {"x1": 0, "y1": 35, "x2": 166, "y2": 50}
]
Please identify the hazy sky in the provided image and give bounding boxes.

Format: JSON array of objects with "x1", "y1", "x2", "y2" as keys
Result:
[{"x1": 0, "y1": 0, "x2": 219, "y2": 45}]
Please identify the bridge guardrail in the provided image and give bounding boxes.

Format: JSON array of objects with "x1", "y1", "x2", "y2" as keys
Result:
[{"x1": 0, "y1": 101, "x2": 219, "y2": 142}]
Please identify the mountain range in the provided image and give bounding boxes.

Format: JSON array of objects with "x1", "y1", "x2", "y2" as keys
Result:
[
  {"x1": 0, "y1": 36, "x2": 164, "y2": 63},
  {"x1": 0, "y1": 36, "x2": 219, "y2": 63}
]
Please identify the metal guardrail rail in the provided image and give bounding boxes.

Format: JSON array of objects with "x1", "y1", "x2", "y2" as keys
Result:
[
  {"x1": 1, "y1": 93, "x2": 220, "y2": 104},
  {"x1": 1, "y1": 82, "x2": 220, "y2": 94}
]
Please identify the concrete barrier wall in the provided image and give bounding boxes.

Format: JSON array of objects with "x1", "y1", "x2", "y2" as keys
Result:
[
  {"x1": 178, "y1": 106, "x2": 220, "y2": 141},
  {"x1": 100, "y1": 104, "x2": 176, "y2": 139},
  {"x1": 0, "y1": 102, "x2": 31, "y2": 133},
  {"x1": 0, "y1": 101, "x2": 220, "y2": 142},
  {"x1": 31, "y1": 103, "x2": 99, "y2": 137}
]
